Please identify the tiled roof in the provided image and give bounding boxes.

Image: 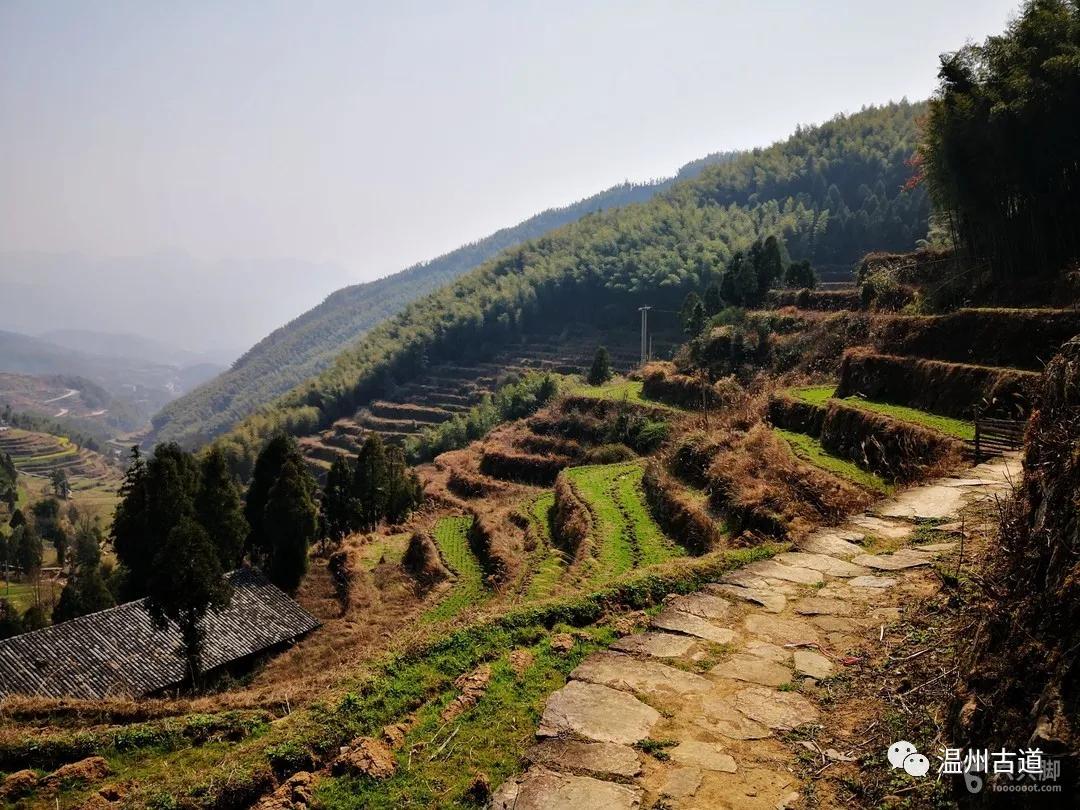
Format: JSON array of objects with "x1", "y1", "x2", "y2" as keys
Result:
[{"x1": 0, "y1": 568, "x2": 319, "y2": 699}]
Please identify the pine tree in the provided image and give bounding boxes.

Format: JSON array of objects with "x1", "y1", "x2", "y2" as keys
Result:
[
  {"x1": 679, "y1": 292, "x2": 705, "y2": 335},
  {"x1": 112, "y1": 444, "x2": 200, "y2": 599},
  {"x1": 321, "y1": 455, "x2": 356, "y2": 545},
  {"x1": 383, "y1": 447, "x2": 423, "y2": 525},
  {"x1": 263, "y1": 458, "x2": 318, "y2": 591},
  {"x1": 588, "y1": 346, "x2": 613, "y2": 384},
  {"x1": 352, "y1": 434, "x2": 388, "y2": 532},
  {"x1": 757, "y1": 235, "x2": 786, "y2": 297},
  {"x1": 195, "y1": 447, "x2": 248, "y2": 570},
  {"x1": 244, "y1": 433, "x2": 303, "y2": 568},
  {"x1": 145, "y1": 517, "x2": 232, "y2": 682}
]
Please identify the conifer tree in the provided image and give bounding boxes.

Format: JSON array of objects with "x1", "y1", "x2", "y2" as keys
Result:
[
  {"x1": 783, "y1": 259, "x2": 817, "y2": 289},
  {"x1": 383, "y1": 447, "x2": 423, "y2": 525},
  {"x1": 0, "y1": 599, "x2": 21, "y2": 639},
  {"x1": 321, "y1": 455, "x2": 356, "y2": 545},
  {"x1": 264, "y1": 458, "x2": 318, "y2": 591},
  {"x1": 13, "y1": 525, "x2": 42, "y2": 582},
  {"x1": 352, "y1": 434, "x2": 388, "y2": 532},
  {"x1": 703, "y1": 283, "x2": 722, "y2": 316},
  {"x1": 588, "y1": 346, "x2": 613, "y2": 384},
  {"x1": 244, "y1": 433, "x2": 303, "y2": 568},
  {"x1": 679, "y1": 292, "x2": 705, "y2": 335},
  {"x1": 145, "y1": 517, "x2": 231, "y2": 682},
  {"x1": 195, "y1": 447, "x2": 248, "y2": 570}
]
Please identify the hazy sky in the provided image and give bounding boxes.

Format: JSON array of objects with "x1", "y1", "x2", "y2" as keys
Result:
[{"x1": 1, "y1": 0, "x2": 1019, "y2": 284}]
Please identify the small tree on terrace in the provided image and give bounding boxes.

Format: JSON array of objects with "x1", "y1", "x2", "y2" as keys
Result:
[
  {"x1": 50, "y1": 469, "x2": 70, "y2": 500},
  {"x1": 383, "y1": 447, "x2": 423, "y2": 525},
  {"x1": 588, "y1": 346, "x2": 613, "y2": 384},
  {"x1": 145, "y1": 517, "x2": 231, "y2": 683}
]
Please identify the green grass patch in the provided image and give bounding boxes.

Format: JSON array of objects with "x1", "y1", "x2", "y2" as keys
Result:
[
  {"x1": 786, "y1": 385, "x2": 974, "y2": 441},
  {"x1": 0, "y1": 580, "x2": 40, "y2": 612},
  {"x1": 314, "y1": 627, "x2": 614, "y2": 809},
  {"x1": 775, "y1": 428, "x2": 892, "y2": 494},
  {"x1": 787, "y1": 384, "x2": 836, "y2": 405},
  {"x1": 569, "y1": 376, "x2": 683, "y2": 412},
  {"x1": 524, "y1": 492, "x2": 565, "y2": 601},
  {"x1": 567, "y1": 462, "x2": 686, "y2": 587},
  {"x1": 424, "y1": 516, "x2": 489, "y2": 623},
  {"x1": 839, "y1": 397, "x2": 975, "y2": 441}
]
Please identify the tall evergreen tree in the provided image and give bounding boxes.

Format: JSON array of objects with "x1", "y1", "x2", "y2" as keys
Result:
[
  {"x1": 757, "y1": 235, "x2": 786, "y2": 297},
  {"x1": 14, "y1": 525, "x2": 42, "y2": 582},
  {"x1": 112, "y1": 444, "x2": 200, "y2": 599},
  {"x1": 195, "y1": 447, "x2": 248, "y2": 570},
  {"x1": 321, "y1": 455, "x2": 356, "y2": 545},
  {"x1": 264, "y1": 458, "x2": 318, "y2": 591},
  {"x1": 383, "y1": 447, "x2": 423, "y2": 525},
  {"x1": 783, "y1": 259, "x2": 818, "y2": 289},
  {"x1": 588, "y1": 346, "x2": 613, "y2": 384},
  {"x1": 245, "y1": 433, "x2": 303, "y2": 568},
  {"x1": 702, "y1": 283, "x2": 723, "y2": 316},
  {"x1": 145, "y1": 517, "x2": 231, "y2": 683},
  {"x1": 352, "y1": 435, "x2": 388, "y2": 533}
]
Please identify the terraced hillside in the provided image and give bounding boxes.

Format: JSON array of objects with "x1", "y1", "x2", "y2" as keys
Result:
[
  {"x1": 298, "y1": 329, "x2": 661, "y2": 475},
  {"x1": 0, "y1": 427, "x2": 122, "y2": 521}
]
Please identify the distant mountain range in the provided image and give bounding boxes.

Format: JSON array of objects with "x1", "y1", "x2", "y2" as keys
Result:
[
  {"x1": 0, "y1": 329, "x2": 224, "y2": 433},
  {"x1": 150, "y1": 151, "x2": 742, "y2": 447}
]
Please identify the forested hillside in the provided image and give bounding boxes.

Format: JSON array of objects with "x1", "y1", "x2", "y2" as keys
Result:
[
  {"x1": 215, "y1": 102, "x2": 929, "y2": 475},
  {"x1": 150, "y1": 162, "x2": 739, "y2": 448}
]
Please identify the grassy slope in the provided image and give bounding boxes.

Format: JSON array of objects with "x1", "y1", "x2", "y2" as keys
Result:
[
  {"x1": 567, "y1": 462, "x2": 686, "y2": 587},
  {"x1": 775, "y1": 428, "x2": 892, "y2": 494},
  {"x1": 424, "y1": 516, "x2": 489, "y2": 623},
  {"x1": 570, "y1": 377, "x2": 682, "y2": 413},
  {"x1": 787, "y1": 385, "x2": 975, "y2": 441},
  {"x1": 523, "y1": 492, "x2": 565, "y2": 601}
]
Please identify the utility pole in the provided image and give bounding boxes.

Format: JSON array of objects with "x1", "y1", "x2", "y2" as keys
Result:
[{"x1": 638, "y1": 306, "x2": 651, "y2": 367}]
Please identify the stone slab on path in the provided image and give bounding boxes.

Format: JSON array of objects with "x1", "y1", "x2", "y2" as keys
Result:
[
  {"x1": 743, "y1": 559, "x2": 825, "y2": 585},
  {"x1": 527, "y1": 739, "x2": 641, "y2": 779},
  {"x1": 670, "y1": 740, "x2": 738, "y2": 773},
  {"x1": 744, "y1": 614, "x2": 820, "y2": 646},
  {"x1": 538, "y1": 681, "x2": 660, "y2": 744},
  {"x1": 571, "y1": 651, "x2": 710, "y2": 702},
  {"x1": 848, "y1": 575, "x2": 899, "y2": 589},
  {"x1": 652, "y1": 609, "x2": 735, "y2": 644},
  {"x1": 661, "y1": 767, "x2": 703, "y2": 799},
  {"x1": 849, "y1": 514, "x2": 913, "y2": 540},
  {"x1": 793, "y1": 596, "x2": 856, "y2": 616},
  {"x1": 711, "y1": 654, "x2": 793, "y2": 687},
  {"x1": 875, "y1": 484, "x2": 966, "y2": 521},
  {"x1": 706, "y1": 583, "x2": 787, "y2": 614},
  {"x1": 692, "y1": 694, "x2": 771, "y2": 740},
  {"x1": 852, "y1": 548, "x2": 935, "y2": 571},
  {"x1": 797, "y1": 531, "x2": 865, "y2": 558},
  {"x1": 490, "y1": 767, "x2": 642, "y2": 810},
  {"x1": 666, "y1": 592, "x2": 732, "y2": 620},
  {"x1": 793, "y1": 649, "x2": 834, "y2": 680},
  {"x1": 733, "y1": 686, "x2": 820, "y2": 731},
  {"x1": 775, "y1": 552, "x2": 871, "y2": 578},
  {"x1": 610, "y1": 632, "x2": 698, "y2": 659}
]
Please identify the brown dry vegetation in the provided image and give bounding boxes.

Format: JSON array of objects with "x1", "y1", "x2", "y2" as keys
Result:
[
  {"x1": 769, "y1": 393, "x2": 966, "y2": 482},
  {"x1": 551, "y1": 471, "x2": 593, "y2": 564},
  {"x1": 640, "y1": 361, "x2": 741, "y2": 410},
  {"x1": 765, "y1": 287, "x2": 863, "y2": 311},
  {"x1": 951, "y1": 335, "x2": 1080, "y2": 802},
  {"x1": 640, "y1": 459, "x2": 723, "y2": 554},
  {"x1": 835, "y1": 348, "x2": 1039, "y2": 419}
]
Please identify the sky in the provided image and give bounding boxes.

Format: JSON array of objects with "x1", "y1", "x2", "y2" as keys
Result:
[{"x1": 0, "y1": 0, "x2": 1019, "y2": 327}]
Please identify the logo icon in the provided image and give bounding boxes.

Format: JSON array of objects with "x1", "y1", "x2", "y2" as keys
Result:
[{"x1": 888, "y1": 741, "x2": 929, "y2": 777}]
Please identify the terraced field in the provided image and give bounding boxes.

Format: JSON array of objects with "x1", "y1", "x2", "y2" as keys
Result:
[
  {"x1": 424, "y1": 515, "x2": 489, "y2": 622},
  {"x1": 566, "y1": 462, "x2": 688, "y2": 587},
  {"x1": 774, "y1": 427, "x2": 891, "y2": 494},
  {"x1": 523, "y1": 492, "x2": 565, "y2": 601},
  {"x1": 787, "y1": 385, "x2": 975, "y2": 440},
  {"x1": 299, "y1": 329, "x2": 672, "y2": 474}
]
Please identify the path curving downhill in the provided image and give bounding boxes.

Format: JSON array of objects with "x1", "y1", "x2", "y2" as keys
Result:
[{"x1": 492, "y1": 455, "x2": 1017, "y2": 809}]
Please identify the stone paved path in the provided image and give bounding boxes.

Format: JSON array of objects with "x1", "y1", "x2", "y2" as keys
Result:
[{"x1": 491, "y1": 455, "x2": 1017, "y2": 809}]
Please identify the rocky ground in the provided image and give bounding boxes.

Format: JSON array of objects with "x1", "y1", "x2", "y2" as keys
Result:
[{"x1": 492, "y1": 455, "x2": 1017, "y2": 809}]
